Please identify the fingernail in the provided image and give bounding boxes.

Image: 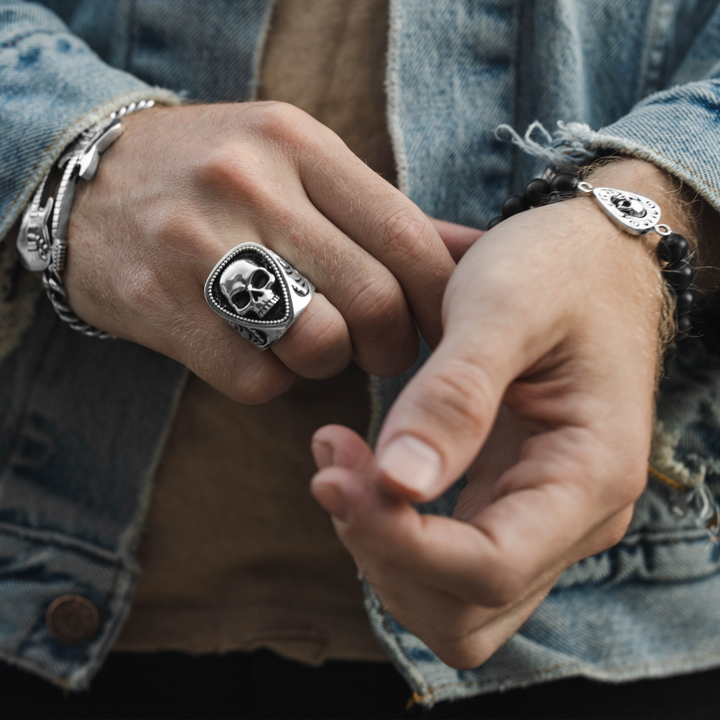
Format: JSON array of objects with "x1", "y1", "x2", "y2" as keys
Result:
[
  {"x1": 312, "y1": 481, "x2": 348, "y2": 522},
  {"x1": 311, "y1": 441, "x2": 334, "y2": 470},
  {"x1": 377, "y1": 435, "x2": 441, "y2": 494}
]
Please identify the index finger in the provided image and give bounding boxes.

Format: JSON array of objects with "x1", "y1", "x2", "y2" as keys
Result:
[
  {"x1": 315, "y1": 427, "x2": 627, "y2": 608},
  {"x1": 297, "y1": 132, "x2": 456, "y2": 348}
]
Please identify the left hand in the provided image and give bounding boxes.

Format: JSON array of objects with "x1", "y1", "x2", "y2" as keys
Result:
[{"x1": 310, "y1": 159, "x2": 693, "y2": 669}]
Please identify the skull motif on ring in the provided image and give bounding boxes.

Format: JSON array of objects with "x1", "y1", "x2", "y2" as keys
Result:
[
  {"x1": 219, "y1": 258, "x2": 280, "y2": 318},
  {"x1": 611, "y1": 194, "x2": 647, "y2": 219}
]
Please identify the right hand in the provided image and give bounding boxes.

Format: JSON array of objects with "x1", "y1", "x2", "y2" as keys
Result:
[
  {"x1": 310, "y1": 158, "x2": 683, "y2": 669},
  {"x1": 65, "y1": 102, "x2": 457, "y2": 402}
]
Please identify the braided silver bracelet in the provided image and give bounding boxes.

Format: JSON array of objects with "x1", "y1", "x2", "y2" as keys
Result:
[{"x1": 17, "y1": 100, "x2": 156, "y2": 339}]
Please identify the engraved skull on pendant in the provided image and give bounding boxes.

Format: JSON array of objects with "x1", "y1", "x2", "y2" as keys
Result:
[{"x1": 592, "y1": 187, "x2": 661, "y2": 235}]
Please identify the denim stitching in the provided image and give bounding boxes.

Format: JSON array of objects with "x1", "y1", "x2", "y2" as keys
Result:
[
  {"x1": 0, "y1": 559, "x2": 129, "y2": 686},
  {"x1": 0, "y1": 521, "x2": 127, "y2": 565},
  {"x1": 0, "y1": 29, "x2": 54, "y2": 49},
  {"x1": 649, "y1": 464, "x2": 691, "y2": 492},
  {"x1": 595, "y1": 137, "x2": 720, "y2": 199},
  {"x1": 68, "y1": 560, "x2": 124, "y2": 681},
  {"x1": 640, "y1": 0, "x2": 674, "y2": 98},
  {"x1": 655, "y1": 151, "x2": 720, "y2": 197},
  {"x1": 412, "y1": 650, "x2": 720, "y2": 701}
]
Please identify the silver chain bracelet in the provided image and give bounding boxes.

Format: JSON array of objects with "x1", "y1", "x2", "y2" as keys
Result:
[{"x1": 17, "y1": 99, "x2": 156, "y2": 339}]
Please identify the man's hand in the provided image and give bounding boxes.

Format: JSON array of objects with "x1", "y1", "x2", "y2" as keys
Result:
[
  {"x1": 65, "y1": 102, "x2": 456, "y2": 402},
  {"x1": 311, "y1": 159, "x2": 689, "y2": 669}
]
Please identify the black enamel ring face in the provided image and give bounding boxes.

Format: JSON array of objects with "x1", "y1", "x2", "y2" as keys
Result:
[{"x1": 204, "y1": 242, "x2": 315, "y2": 349}]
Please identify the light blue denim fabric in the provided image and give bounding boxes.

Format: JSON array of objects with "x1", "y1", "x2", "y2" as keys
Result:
[
  {"x1": 1, "y1": 0, "x2": 720, "y2": 703},
  {"x1": 0, "y1": 0, "x2": 273, "y2": 689},
  {"x1": 374, "y1": 0, "x2": 720, "y2": 706}
]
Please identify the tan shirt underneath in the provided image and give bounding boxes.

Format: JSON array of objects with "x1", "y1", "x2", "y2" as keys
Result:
[{"x1": 115, "y1": 0, "x2": 395, "y2": 664}]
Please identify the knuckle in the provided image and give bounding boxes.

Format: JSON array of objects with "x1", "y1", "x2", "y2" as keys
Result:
[
  {"x1": 252, "y1": 101, "x2": 320, "y2": 150},
  {"x1": 600, "y1": 506, "x2": 634, "y2": 549},
  {"x1": 229, "y1": 361, "x2": 293, "y2": 405},
  {"x1": 417, "y1": 359, "x2": 495, "y2": 437},
  {"x1": 480, "y1": 567, "x2": 527, "y2": 607},
  {"x1": 430, "y1": 635, "x2": 496, "y2": 671},
  {"x1": 197, "y1": 144, "x2": 273, "y2": 206},
  {"x1": 344, "y1": 271, "x2": 406, "y2": 332},
  {"x1": 286, "y1": 313, "x2": 350, "y2": 377},
  {"x1": 376, "y1": 205, "x2": 430, "y2": 258}
]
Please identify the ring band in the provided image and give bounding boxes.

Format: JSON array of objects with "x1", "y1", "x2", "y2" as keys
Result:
[{"x1": 204, "y1": 242, "x2": 315, "y2": 349}]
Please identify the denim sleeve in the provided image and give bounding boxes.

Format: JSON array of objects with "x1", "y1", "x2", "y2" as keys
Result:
[
  {"x1": 0, "y1": 0, "x2": 180, "y2": 243},
  {"x1": 563, "y1": 80, "x2": 720, "y2": 215}
]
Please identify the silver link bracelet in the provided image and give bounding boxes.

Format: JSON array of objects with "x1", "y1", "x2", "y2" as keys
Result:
[{"x1": 17, "y1": 99, "x2": 156, "y2": 339}]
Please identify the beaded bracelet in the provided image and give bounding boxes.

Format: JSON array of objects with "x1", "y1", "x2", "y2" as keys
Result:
[{"x1": 486, "y1": 173, "x2": 695, "y2": 339}]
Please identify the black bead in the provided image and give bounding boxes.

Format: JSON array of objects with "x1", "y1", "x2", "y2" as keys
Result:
[
  {"x1": 675, "y1": 289, "x2": 694, "y2": 315},
  {"x1": 486, "y1": 216, "x2": 504, "y2": 230},
  {"x1": 663, "y1": 260, "x2": 693, "y2": 291},
  {"x1": 657, "y1": 233, "x2": 689, "y2": 266},
  {"x1": 677, "y1": 314, "x2": 693, "y2": 335},
  {"x1": 550, "y1": 172, "x2": 577, "y2": 194},
  {"x1": 523, "y1": 178, "x2": 551, "y2": 206},
  {"x1": 501, "y1": 194, "x2": 529, "y2": 219}
]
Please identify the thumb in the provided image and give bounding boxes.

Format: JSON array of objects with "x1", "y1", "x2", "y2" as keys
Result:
[{"x1": 373, "y1": 325, "x2": 531, "y2": 502}]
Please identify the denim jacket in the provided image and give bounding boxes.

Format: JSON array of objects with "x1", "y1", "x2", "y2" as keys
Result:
[{"x1": 1, "y1": 0, "x2": 720, "y2": 706}]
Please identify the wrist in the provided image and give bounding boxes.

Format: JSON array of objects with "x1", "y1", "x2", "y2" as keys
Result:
[
  {"x1": 583, "y1": 158, "x2": 694, "y2": 243},
  {"x1": 581, "y1": 157, "x2": 717, "y2": 292},
  {"x1": 576, "y1": 158, "x2": 699, "y2": 351}
]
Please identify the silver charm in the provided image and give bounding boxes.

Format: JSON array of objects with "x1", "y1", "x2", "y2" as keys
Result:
[
  {"x1": 77, "y1": 118, "x2": 124, "y2": 181},
  {"x1": 577, "y1": 182, "x2": 664, "y2": 235},
  {"x1": 16, "y1": 99, "x2": 156, "y2": 339},
  {"x1": 16, "y1": 176, "x2": 54, "y2": 272},
  {"x1": 204, "y1": 243, "x2": 315, "y2": 350}
]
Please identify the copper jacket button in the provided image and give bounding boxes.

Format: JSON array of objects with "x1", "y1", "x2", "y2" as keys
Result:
[{"x1": 45, "y1": 595, "x2": 100, "y2": 646}]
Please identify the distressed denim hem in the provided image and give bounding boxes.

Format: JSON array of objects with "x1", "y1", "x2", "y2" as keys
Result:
[
  {"x1": 0, "y1": 88, "x2": 182, "y2": 364},
  {"x1": 554, "y1": 125, "x2": 720, "y2": 217},
  {"x1": 408, "y1": 650, "x2": 720, "y2": 708},
  {"x1": 0, "y1": 87, "x2": 181, "y2": 244},
  {"x1": 364, "y1": 472, "x2": 720, "y2": 707},
  {"x1": 366, "y1": 570, "x2": 720, "y2": 709},
  {"x1": 363, "y1": 584, "x2": 429, "y2": 696}
]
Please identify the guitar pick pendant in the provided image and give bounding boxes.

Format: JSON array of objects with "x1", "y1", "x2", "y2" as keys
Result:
[
  {"x1": 204, "y1": 242, "x2": 315, "y2": 349},
  {"x1": 579, "y1": 183, "x2": 662, "y2": 235}
]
